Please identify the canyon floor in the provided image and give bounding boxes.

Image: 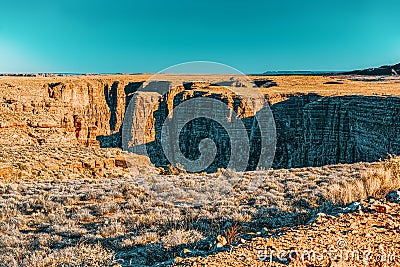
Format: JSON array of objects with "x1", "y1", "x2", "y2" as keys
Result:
[{"x1": 0, "y1": 74, "x2": 399, "y2": 266}]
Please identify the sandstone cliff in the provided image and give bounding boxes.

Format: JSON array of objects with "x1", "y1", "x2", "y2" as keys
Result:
[
  {"x1": 1, "y1": 75, "x2": 399, "y2": 171},
  {"x1": 0, "y1": 77, "x2": 145, "y2": 148}
]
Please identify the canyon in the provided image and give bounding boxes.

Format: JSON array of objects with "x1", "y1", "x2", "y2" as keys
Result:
[
  {"x1": 0, "y1": 74, "x2": 399, "y2": 174},
  {"x1": 1, "y1": 74, "x2": 400, "y2": 266}
]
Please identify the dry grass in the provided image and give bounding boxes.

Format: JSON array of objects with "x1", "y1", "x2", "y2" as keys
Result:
[
  {"x1": 327, "y1": 155, "x2": 400, "y2": 204},
  {"x1": 0, "y1": 153, "x2": 399, "y2": 266}
]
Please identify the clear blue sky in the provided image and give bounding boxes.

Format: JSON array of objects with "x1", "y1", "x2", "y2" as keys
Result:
[{"x1": 1, "y1": 0, "x2": 399, "y2": 73}]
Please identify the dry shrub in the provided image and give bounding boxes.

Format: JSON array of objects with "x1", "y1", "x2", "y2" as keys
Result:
[
  {"x1": 362, "y1": 155, "x2": 400, "y2": 198},
  {"x1": 97, "y1": 220, "x2": 126, "y2": 238},
  {"x1": 383, "y1": 154, "x2": 400, "y2": 179},
  {"x1": 362, "y1": 169, "x2": 392, "y2": 198},
  {"x1": 327, "y1": 155, "x2": 400, "y2": 205},
  {"x1": 124, "y1": 231, "x2": 160, "y2": 246},
  {"x1": 327, "y1": 180, "x2": 366, "y2": 205},
  {"x1": 223, "y1": 223, "x2": 240, "y2": 245},
  {"x1": 161, "y1": 229, "x2": 203, "y2": 248}
]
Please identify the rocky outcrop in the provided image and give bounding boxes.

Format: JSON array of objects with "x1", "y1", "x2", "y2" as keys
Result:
[
  {"x1": 0, "y1": 78, "x2": 143, "y2": 148},
  {"x1": 386, "y1": 190, "x2": 400, "y2": 203},
  {"x1": 0, "y1": 145, "x2": 152, "y2": 180}
]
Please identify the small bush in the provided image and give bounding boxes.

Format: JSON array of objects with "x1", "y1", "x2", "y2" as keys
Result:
[{"x1": 223, "y1": 223, "x2": 240, "y2": 245}]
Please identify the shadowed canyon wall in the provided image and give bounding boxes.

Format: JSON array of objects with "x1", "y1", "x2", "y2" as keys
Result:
[
  {"x1": 0, "y1": 77, "x2": 399, "y2": 170},
  {"x1": 270, "y1": 93, "x2": 400, "y2": 168}
]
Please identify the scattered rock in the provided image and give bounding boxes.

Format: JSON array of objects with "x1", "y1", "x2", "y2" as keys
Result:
[
  {"x1": 386, "y1": 190, "x2": 400, "y2": 203},
  {"x1": 175, "y1": 200, "x2": 400, "y2": 266},
  {"x1": 373, "y1": 204, "x2": 390, "y2": 213},
  {"x1": 216, "y1": 235, "x2": 227, "y2": 247},
  {"x1": 342, "y1": 202, "x2": 365, "y2": 213}
]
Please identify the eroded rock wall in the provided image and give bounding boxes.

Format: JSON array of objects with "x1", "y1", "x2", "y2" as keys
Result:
[
  {"x1": 1, "y1": 77, "x2": 399, "y2": 170},
  {"x1": 124, "y1": 82, "x2": 266, "y2": 172},
  {"x1": 272, "y1": 94, "x2": 400, "y2": 168},
  {"x1": 0, "y1": 78, "x2": 143, "y2": 147}
]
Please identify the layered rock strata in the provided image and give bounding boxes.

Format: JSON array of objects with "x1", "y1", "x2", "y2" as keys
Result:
[{"x1": 1, "y1": 75, "x2": 399, "y2": 171}]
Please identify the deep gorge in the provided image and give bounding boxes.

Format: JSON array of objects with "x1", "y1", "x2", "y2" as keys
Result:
[{"x1": 1, "y1": 78, "x2": 399, "y2": 171}]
